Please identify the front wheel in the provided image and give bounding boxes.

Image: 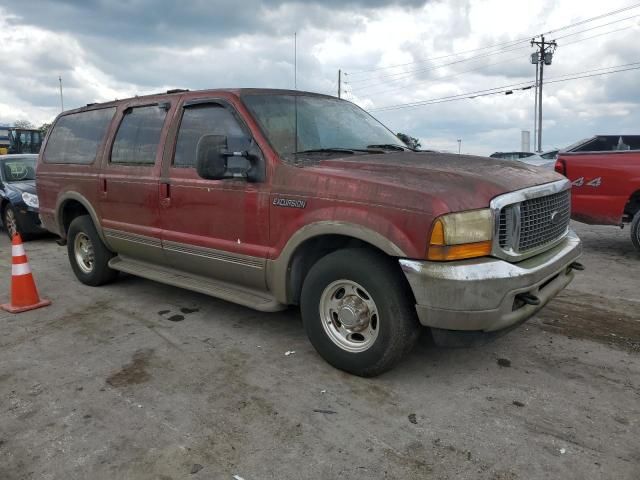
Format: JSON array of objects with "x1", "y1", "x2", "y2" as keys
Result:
[
  {"x1": 631, "y1": 213, "x2": 640, "y2": 252},
  {"x1": 67, "y1": 215, "x2": 118, "y2": 286},
  {"x1": 3, "y1": 204, "x2": 20, "y2": 240},
  {"x1": 300, "y1": 249, "x2": 420, "y2": 377}
]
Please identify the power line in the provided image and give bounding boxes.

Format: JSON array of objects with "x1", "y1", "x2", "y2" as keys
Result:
[
  {"x1": 352, "y1": 18, "x2": 636, "y2": 96},
  {"x1": 545, "y1": 63, "x2": 640, "y2": 84},
  {"x1": 541, "y1": 2, "x2": 640, "y2": 36},
  {"x1": 356, "y1": 53, "x2": 527, "y2": 98},
  {"x1": 349, "y1": 44, "x2": 530, "y2": 86},
  {"x1": 371, "y1": 80, "x2": 536, "y2": 112},
  {"x1": 369, "y1": 62, "x2": 640, "y2": 112},
  {"x1": 345, "y1": 3, "x2": 640, "y2": 80},
  {"x1": 560, "y1": 24, "x2": 635, "y2": 46},
  {"x1": 347, "y1": 37, "x2": 531, "y2": 76},
  {"x1": 553, "y1": 13, "x2": 640, "y2": 40}
]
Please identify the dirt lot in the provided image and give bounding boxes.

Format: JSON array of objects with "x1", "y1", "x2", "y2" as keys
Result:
[{"x1": 0, "y1": 222, "x2": 638, "y2": 480}]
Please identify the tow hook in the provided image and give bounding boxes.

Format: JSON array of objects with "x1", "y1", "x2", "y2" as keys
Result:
[
  {"x1": 569, "y1": 261, "x2": 585, "y2": 271},
  {"x1": 515, "y1": 292, "x2": 541, "y2": 306}
]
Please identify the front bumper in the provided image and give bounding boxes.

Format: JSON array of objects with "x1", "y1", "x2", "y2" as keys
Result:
[
  {"x1": 399, "y1": 230, "x2": 582, "y2": 333},
  {"x1": 16, "y1": 207, "x2": 47, "y2": 234}
]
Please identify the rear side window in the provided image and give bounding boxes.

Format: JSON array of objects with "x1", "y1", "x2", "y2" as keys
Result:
[
  {"x1": 44, "y1": 108, "x2": 115, "y2": 164},
  {"x1": 173, "y1": 104, "x2": 245, "y2": 168},
  {"x1": 111, "y1": 105, "x2": 167, "y2": 165}
]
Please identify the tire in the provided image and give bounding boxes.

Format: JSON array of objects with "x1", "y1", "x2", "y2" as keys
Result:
[
  {"x1": 300, "y1": 248, "x2": 420, "y2": 377},
  {"x1": 631, "y1": 213, "x2": 640, "y2": 252},
  {"x1": 67, "y1": 215, "x2": 118, "y2": 286},
  {"x1": 3, "y1": 204, "x2": 20, "y2": 240}
]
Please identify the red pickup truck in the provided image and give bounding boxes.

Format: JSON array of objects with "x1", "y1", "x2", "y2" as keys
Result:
[
  {"x1": 36, "y1": 88, "x2": 582, "y2": 376},
  {"x1": 555, "y1": 135, "x2": 640, "y2": 251}
]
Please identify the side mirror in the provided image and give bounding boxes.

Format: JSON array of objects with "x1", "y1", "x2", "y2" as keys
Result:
[
  {"x1": 195, "y1": 134, "x2": 253, "y2": 180},
  {"x1": 196, "y1": 135, "x2": 227, "y2": 180}
]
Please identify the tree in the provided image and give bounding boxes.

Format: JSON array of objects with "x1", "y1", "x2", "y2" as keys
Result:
[
  {"x1": 13, "y1": 120, "x2": 34, "y2": 129},
  {"x1": 396, "y1": 132, "x2": 421, "y2": 150},
  {"x1": 39, "y1": 123, "x2": 52, "y2": 135}
]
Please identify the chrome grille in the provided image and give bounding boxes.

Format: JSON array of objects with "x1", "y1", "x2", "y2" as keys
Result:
[
  {"x1": 497, "y1": 188, "x2": 571, "y2": 256},
  {"x1": 518, "y1": 190, "x2": 571, "y2": 251}
]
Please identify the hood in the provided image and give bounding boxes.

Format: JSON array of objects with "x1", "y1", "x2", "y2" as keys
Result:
[
  {"x1": 304, "y1": 151, "x2": 563, "y2": 213},
  {"x1": 5, "y1": 180, "x2": 37, "y2": 194}
]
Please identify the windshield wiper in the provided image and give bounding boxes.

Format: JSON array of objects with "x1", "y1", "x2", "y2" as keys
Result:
[
  {"x1": 294, "y1": 148, "x2": 358, "y2": 155},
  {"x1": 366, "y1": 144, "x2": 410, "y2": 151}
]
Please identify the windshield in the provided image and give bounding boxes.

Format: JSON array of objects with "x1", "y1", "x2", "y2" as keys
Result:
[
  {"x1": 2, "y1": 157, "x2": 36, "y2": 182},
  {"x1": 242, "y1": 94, "x2": 406, "y2": 160}
]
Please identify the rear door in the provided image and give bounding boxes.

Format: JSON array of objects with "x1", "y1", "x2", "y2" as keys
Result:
[
  {"x1": 98, "y1": 102, "x2": 173, "y2": 263},
  {"x1": 159, "y1": 98, "x2": 271, "y2": 289}
]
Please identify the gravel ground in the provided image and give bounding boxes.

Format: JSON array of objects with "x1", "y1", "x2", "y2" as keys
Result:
[{"x1": 0, "y1": 221, "x2": 638, "y2": 480}]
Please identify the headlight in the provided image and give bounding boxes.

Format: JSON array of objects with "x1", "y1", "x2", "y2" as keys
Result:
[
  {"x1": 427, "y1": 209, "x2": 493, "y2": 261},
  {"x1": 21, "y1": 192, "x2": 39, "y2": 209}
]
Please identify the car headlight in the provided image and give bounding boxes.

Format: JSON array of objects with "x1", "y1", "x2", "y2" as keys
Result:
[
  {"x1": 21, "y1": 192, "x2": 39, "y2": 209},
  {"x1": 427, "y1": 208, "x2": 493, "y2": 261}
]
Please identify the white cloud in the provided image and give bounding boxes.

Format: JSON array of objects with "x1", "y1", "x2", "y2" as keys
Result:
[{"x1": 0, "y1": 0, "x2": 638, "y2": 155}]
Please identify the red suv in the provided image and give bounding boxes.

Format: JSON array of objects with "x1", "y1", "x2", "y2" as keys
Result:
[{"x1": 36, "y1": 88, "x2": 582, "y2": 376}]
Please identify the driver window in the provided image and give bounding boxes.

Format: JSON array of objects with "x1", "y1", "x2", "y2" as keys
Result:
[{"x1": 173, "y1": 104, "x2": 245, "y2": 168}]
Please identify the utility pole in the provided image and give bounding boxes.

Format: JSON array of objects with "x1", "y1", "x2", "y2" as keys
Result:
[
  {"x1": 531, "y1": 35, "x2": 556, "y2": 152},
  {"x1": 532, "y1": 58, "x2": 538, "y2": 146},
  {"x1": 58, "y1": 76, "x2": 64, "y2": 112},
  {"x1": 338, "y1": 69, "x2": 341, "y2": 98},
  {"x1": 294, "y1": 33, "x2": 297, "y2": 89}
]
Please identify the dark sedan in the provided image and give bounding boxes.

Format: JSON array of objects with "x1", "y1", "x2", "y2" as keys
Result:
[{"x1": 0, "y1": 154, "x2": 46, "y2": 239}]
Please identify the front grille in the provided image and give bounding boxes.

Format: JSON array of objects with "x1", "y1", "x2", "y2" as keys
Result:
[
  {"x1": 498, "y1": 189, "x2": 570, "y2": 255},
  {"x1": 519, "y1": 190, "x2": 571, "y2": 251}
]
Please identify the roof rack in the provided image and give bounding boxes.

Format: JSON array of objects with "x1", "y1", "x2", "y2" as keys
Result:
[{"x1": 166, "y1": 88, "x2": 189, "y2": 94}]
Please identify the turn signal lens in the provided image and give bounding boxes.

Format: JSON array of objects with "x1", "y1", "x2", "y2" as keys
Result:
[
  {"x1": 427, "y1": 241, "x2": 492, "y2": 261},
  {"x1": 430, "y1": 219, "x2": 445, "y2": 246},
  {"x1": 427, "y1": 209, "x2": 493, "y2": 261}
]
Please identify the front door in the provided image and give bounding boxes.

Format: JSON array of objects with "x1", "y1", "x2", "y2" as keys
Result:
[
  {"x1": 98, "y1": 103, "x2": 171, "y2": 264},
  {"x1": 160, "y1": 100, "x2": 270, "y2": 290}
]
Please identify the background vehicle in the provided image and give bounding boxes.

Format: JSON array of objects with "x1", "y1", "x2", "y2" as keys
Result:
[
  {"x1": 490, "y1": 149, "x2": 558, "y2": 169},
  {"x1": 520, "y1": 149, "x2": 559, "y2": 168},
  {"x1": 0, "y1": 126, "x2": 43, "y2": 155},
  {"x1": 489, "y1": 151, "x2": 534, "y2": 161},
  {"x1": 36, "y1": 88, "x2": 581, "y2": 376},
  {"x1": 0, "y1": 154, "x2": 45, "y2": 239},
  {"x1": 555, "y1": 136, "x2": 640, "y2": 251},
  {"x1": 0, "y1": 126, "x2": 9, "y2": 155}
]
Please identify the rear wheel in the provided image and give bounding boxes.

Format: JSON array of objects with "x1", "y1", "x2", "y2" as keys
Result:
[
  {"x1": 67, "y1": 215, "x2": 118, "y2": 286},
  {"x1": 300, "y1": 249, "x2": 420, "y2": 377},
  {"x1": 631, "y1": 213, "x2": 640, "y2": 252},
  {"x1": 3, "y1": 204, "x2": 20, "y2": 240}
]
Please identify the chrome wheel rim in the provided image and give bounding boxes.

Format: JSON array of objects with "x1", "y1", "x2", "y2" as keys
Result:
[
  {"x1": 319, "y1": 280, "x2": 380, "y2": 353},
  {"x1": 5, "y1": 208, "x2": 17, "y2": 238},
  {"x1": 74, "y1": 233, "x2": 95, "y2": 274}
]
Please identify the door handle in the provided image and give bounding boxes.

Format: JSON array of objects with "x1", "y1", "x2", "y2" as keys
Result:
[
  {"x1": 160, "y1": 182, "x2": 171, "y2": 208},
  {"x1": 100, "y1": 178, "x2": 107, "y2": 198}
]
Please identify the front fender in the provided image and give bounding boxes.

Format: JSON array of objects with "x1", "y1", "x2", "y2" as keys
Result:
[{"x1": 267, "y1": 207, "x2": 427, "y2": 304}]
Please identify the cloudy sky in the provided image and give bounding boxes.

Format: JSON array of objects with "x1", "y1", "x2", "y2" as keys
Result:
[{"x1": 0, "y1": 0, "x2": 638, "y2": 155}]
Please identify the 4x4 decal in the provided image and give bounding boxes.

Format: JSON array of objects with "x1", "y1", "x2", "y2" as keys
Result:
[{"x1": 572, "y1": 176, "x2": 602, "y2": 188}]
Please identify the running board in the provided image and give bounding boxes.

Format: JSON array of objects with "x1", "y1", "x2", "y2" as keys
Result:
[{"x1": 108, "y1": 256, "x2": 286, "y2": 312}]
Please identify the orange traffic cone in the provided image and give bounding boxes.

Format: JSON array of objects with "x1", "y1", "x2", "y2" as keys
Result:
[{"x1": 1, "y1": 234, "x2": 51, "y2": 313}]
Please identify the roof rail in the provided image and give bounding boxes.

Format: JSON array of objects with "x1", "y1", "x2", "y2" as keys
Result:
[{"x1": 166, "y1": 88, "x2": 189, "y2": 94}]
